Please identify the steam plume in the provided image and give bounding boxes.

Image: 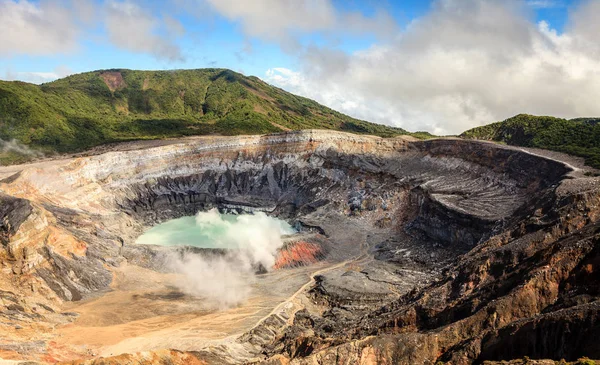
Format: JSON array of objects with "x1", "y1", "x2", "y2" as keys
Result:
[
  {"x1": 165, "y1": 209, "x2": 294, "y2": 309},
  {"x1": 0, "y1": 139, "x2": 43, "y2": 158}
]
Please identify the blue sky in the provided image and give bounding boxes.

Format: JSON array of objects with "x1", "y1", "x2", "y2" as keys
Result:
[
  {"x1": 0, "y1": 0, "x2": 578, "y2": 80},
  {"x1": 1, "y1": 0, "x2": 598, "y2": 134},
  {"x1": 1, "y1": 0, "x2": 408, "y2": 78}
]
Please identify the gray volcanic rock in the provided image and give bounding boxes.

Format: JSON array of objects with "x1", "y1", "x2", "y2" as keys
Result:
[{"x1": 0, "y1": 194, "x2": 32, "y2": 246}]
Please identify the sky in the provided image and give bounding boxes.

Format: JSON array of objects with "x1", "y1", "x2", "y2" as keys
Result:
[{"x1": 1, "y1": 0, "x2": 599, "y2": 134}]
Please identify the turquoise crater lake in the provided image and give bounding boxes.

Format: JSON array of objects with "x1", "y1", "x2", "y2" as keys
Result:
[{"x1": 135, "y1": 209, "x2": 296, "y2": 249}]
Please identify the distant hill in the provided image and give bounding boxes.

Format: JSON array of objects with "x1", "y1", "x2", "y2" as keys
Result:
[
  {"x1": 461, "y1": 114, "x2": 600, "y2": 169},
  {"x1": 0, "y1": 68, "x2": 430, "y2": 164}
]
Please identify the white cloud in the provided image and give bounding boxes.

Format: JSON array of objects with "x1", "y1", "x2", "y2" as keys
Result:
[
  {"x1": 0, "y1": 0, "x2": 83, "y2": 56},
  {"x1": 18, "y1": 72, "x2": 61, "y2": 82},
  {"x1": 265, "y1": 0, "x2": 600, "y2": 135},
  {"x1": 567, "y1": 0, "x2": 600, "y2": 55},
  {"x1": 164, "y1": 15, "x2": 185, "y2": 37},
  {"x1": 205, "y1": 0, "x2": 336, "y2": 38},
  {"x1": 104, "y1": 0, "x2": 185, "y2": 61},
  {"x1": 2, "y1": 65, "x2": 73, "y2": 84},
  {"x1": 201, "y1": 0, "x2": 397, "y2": 49},
  {"x1": 0, "y1": 0, "x2": 185, "y2": 61}
]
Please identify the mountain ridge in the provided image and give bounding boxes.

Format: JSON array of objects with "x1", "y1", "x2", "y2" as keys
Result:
[
  {"x1": 0, "y1": 68, "x2": 431, "y2": 165},
  {"x1": 461, "y1": 113, "x2": 600, "y2": 169}
]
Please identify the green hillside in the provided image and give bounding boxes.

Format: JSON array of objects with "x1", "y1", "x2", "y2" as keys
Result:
[
  {"x1": 461, "y1": 114, "x2": 600, "y2": 169},
  {"x1": 0, "y1": 68, "x2": 421, "y2": 165}
]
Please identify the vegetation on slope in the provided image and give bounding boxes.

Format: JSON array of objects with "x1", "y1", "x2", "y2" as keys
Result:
[
  {"x1": 0, "y1": 68, "x2": 424, "y2": 164},
  {"x1": 461, "y1": 114, "x2": 600, "y2": 169}
]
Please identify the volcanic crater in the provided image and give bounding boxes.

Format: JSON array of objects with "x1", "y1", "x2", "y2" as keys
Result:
[{"x1": 0, "y1": 130, "x2": 599, "y2": 364}]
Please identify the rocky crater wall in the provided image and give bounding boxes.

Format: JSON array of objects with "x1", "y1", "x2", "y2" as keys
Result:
[
  {"x1": 0, "y1": 132, "x2": 571, "y2": 292},
  {"x1": 0, "y1": 131, "x2": 579, "y2": 363}
]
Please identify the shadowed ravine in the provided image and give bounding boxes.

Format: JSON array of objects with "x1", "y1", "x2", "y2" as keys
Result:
[{"x1": 0, "y1": 130, "x2": 598, "y2": 364}]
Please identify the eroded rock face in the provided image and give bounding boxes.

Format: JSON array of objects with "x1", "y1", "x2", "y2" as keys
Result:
[
  {"x1": 257, "y1": 167, "x2": 600, "y2": 364},
  {"x1": 0, "y1": 130, "x2": 596, "y2": 364},
  {"x1": 0, "y1": 194, "x2": 32, "y2": 246}
]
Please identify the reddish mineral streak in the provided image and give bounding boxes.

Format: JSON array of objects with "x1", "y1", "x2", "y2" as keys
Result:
[{"x1": 273, "y1": 241, "x2": 323, "y2": 270}]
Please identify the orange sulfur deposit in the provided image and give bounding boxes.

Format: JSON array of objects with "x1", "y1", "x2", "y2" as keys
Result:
[{"x1": 273, "y1": 241, "x2": 323, "y2": 269}]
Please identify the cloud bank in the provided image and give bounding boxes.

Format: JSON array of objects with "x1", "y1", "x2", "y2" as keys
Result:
[
  {"x1": 0, "y1": 0, "x2": 82, "y2": 56},
  {"x1": 3, "y1": 65, "x2": 73, "y2": 84},
  {"x1": 264, "y1": 0, "x2": 600, "y2": 135},
  {"x1": 104, "y1": 0, "x2": 185, "y2": 61},
  {"x1": 201, "y1": 0, "x2": 397, "y2": 49},
  {"x1": 0, "y1": 0, "x2": 184, "y2": 62}
]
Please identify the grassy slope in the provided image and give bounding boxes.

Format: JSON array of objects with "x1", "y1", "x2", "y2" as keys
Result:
[
  {"x1": 0, "y1": 68, "x2": 430, "y2": 164},
  {"x1": 461, "y1": 114, "x2": 600, "y2": 169}
]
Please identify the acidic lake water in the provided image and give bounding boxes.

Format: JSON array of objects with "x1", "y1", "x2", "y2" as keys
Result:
[{"x1": 135, "y1": 209, "x2": 295, "y2": 249}]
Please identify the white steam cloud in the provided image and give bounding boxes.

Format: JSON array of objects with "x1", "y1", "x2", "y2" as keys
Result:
[
  {"x1": 0, "y1": 139, "x2": 43, "y2": 158},
  {"x1": 173, "y1": 254, "x2": 252, "y2": 309},
  {"x1": 164, "y1": 209, "x2": 294, "y2": 309}
]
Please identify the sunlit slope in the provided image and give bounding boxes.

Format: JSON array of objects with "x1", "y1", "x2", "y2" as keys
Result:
[
  {"x1": 461, "y1": 114, "x2": 600, "y2": 169},
  {"x1": 0, "y1": 68, "x2": 421, "y2": 163}
]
